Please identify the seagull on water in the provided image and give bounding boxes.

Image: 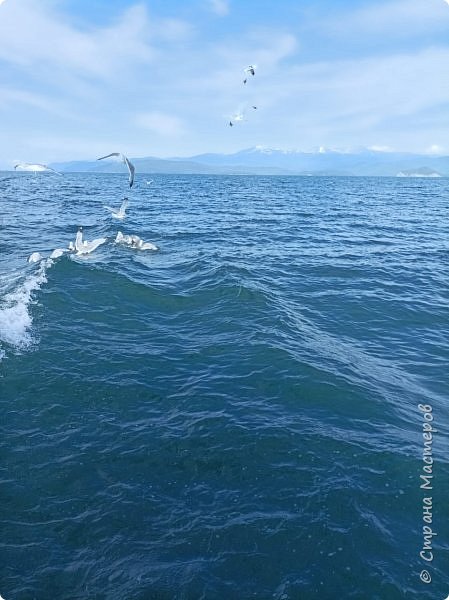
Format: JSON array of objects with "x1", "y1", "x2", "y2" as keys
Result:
[
  {"x1": 15, "y1": 163, "x2": 62, "y2": 175},
  {"x1": 97, "y1": 153, "x2": 135, "y2": 187},
  {"x1": 74, "y1": 227, "x2": 107, "y2": 255},
  {"x1": 28, "y1": 252, "x2": 43, "y2": 263},
  {"x1": 50, "y1": 248, "x2": 66, "y2": 259},
  {"x1": 115, "y1": 231, "x2": 158, "y2": 251},
  {"x1": 104, "y1": 197, "x2": 129, "y2": 220}
]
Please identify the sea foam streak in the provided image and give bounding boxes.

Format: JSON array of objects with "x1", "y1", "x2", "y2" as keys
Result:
[{"x1": 0, "y1": 259, "x2": 51, "y2": 357}]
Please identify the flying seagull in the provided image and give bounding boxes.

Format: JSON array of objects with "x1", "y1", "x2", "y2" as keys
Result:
[
  {"x1": 243, "y1": 64, "x2": 256, "y2": 84},
  {"x1": 104, "y1": 197, "x2": 128, "y2": 220},
  {"x1": 14, "y1": 163, "x2": 62, "y2": 175},
  {"x1": 97, "y1": 152, "x2": 135, "y2": 187},
  {"x1": 229, "y1": 106, "x2": 257, "y2": 127},
  {"x1": 229, "y1": 111, "x2": 245, "y2": 127},
  {"x1": 74, "y1": 227, "x2": 106, "y2": 255}
]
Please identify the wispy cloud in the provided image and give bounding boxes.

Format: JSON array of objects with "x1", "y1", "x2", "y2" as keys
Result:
[
  {"x1": 134, "y1": 111, "x2": 187, "y2": 137},
  {"x1": 0, "y1": 0, "x2": 448, "y2": 164},
  {"x1": 207, "y1": 0, "x2": 230, "y2": 17},
  {"x1": 0, "y1": 2, "x2": 154, "y2": 80},
  {"x1": 322, "y1": 0, "x2": 449, "y2": 39}
]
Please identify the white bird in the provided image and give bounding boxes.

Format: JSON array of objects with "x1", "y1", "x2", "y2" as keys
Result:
[
  {"x1": 138, "y1": 240, "x2": 158, "y2": 251},
  {"x1": 146, "y1": 179, "x2": 154, "y2": 185},
  {"x1": 15, "y1": 162, "x2": 62, "y2": 175},
  {"x1": 104, "y1": 197, "x2": 129, "y2": 219},
  {"x1": 115, "y1": 231, "x2": 129, "y2": 244},
  {"x1": 228, "y1": 103, "x2": 258, "y2": 127},
  {"x1": 97, "y1": 153, "x2": 135, "y2": 187},
  {"x1": 28, "y1": 252, "x2": 43, "y2": 263},
  {"x1": 243, "y1": 64, "x2": 256, "y2": 84},
  {"x1": 229, "y1": 111, "x2": 245, "y2": 127},
  {"x1": 50, "y1": 248, "x2": 66, "y2": 259},
  {"x1": 74, "y1": 227, "x2": 106, "y2": 255},
  {"x1": 115, "y1": 231, "x2": 158, "y2": 251}
]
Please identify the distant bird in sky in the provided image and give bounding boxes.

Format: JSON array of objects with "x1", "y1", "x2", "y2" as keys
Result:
[
  {"x1": 97, "y1": 152, "x2": 135, "y2": 187},
  {"x1": 229, "y1": 111, "x2": 245, "y2": 127},
  {"x1": 14, "y1": 162, "x2": 61, "y2": 175},
  {"x1": 228, "y1": 104, "x2": 258, "y2": 127},
  {"x1": 104, "y1": 197, "x2": 128, "y2": 220},
  {"x1": 243, "y1": 64, "x2": 256, "y2": 84}
]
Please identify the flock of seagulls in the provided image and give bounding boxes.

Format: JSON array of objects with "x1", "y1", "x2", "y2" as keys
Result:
[
  {"x1": 26, "y1": 153, "x2": 158, "y2": 264},
  {"x1": 229, "y1": 65, "x2": 258, "y2": 127},
  {"x1": 23, "y1": 61, "x2": 260, "y2": 263}
]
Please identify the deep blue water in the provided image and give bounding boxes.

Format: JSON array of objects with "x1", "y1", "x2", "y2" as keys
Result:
[{"x1": 0, "y1": 173, "x2": 448, "y2": 599}]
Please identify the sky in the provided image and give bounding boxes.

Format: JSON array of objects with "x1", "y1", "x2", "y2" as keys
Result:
[{"x1": 1, "y1": 0, "x2": 449, "y2": 166}]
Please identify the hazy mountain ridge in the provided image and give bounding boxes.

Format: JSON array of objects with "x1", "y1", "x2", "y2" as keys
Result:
[{"x1": 48, "y1": 147, "x2": 449, "y2": 176}]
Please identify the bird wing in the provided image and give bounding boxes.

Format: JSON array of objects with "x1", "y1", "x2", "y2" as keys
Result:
[
  {"x1": 50, "y1": 248, "x2": 65, "y2": 259},
  {"x1": 123, "y1": 157, "x2": 135, "y2": 187},
  {"x1": 140, "y1": 242, "x2": 158, "y2": 251},
  {"x1": 75, "y1": 229, "x2": 83, "y2": 252},
  {"x1": 97, "y1": 153, "x2": 120, "y2": 161},
  {"x1": 45, "y1": 165, "x2": 63, "y2": 175},
  {"x1": 119, "y1": 198, "x2": 129, "y2": 215},
  {"x1": 82, "y1": 237, "x2": 107, "y2": 254}
]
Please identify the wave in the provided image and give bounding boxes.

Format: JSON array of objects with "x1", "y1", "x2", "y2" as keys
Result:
[{"x1": 0, "y1": 259, "x2": 53, "y2": 358}]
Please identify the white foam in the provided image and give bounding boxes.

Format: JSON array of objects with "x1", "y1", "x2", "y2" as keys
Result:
[{"x1": 0, "y1": 259, "x2": 51, "y2": 355}]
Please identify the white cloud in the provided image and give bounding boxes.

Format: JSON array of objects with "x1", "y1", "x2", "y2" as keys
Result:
[
  {"x1": 322, "y1": 0, "x2": 449, "y2": 39},
  {"x1": 367, "y1": 145, "x2": 393, "y2": 152},
  {"x1": 0, "y1": 0, "x2": 448, "y2": 164},
  {"x1": 208, "y1": 0, "x2": 230, "y2": 17},
  {"x1": 425, "y1": 144, "x2": 445, "y2": 154},
  {"x1": 134, "y1": 111, "x2": 187, "y2": 136},
  {"x1": 0, "y1": 1, "x2": 154, "y2": 80}
]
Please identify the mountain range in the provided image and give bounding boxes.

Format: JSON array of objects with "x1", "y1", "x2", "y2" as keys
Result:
[{"x1": 48, "y1": 147, "x2": 449, "y2": 177}]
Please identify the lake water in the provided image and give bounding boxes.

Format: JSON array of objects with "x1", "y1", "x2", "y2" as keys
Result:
[{"x1": 1, "y1": 173, "x2": 448, "y2": 599}]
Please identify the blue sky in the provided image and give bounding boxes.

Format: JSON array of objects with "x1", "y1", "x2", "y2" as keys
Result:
[{"x1": 1, "y1": 0, "x2": 449, "y2": 166}]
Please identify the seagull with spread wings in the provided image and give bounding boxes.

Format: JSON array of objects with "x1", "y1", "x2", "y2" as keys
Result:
[
  {"x1": 104, "y1": 197, "x2": 129, "y2": 220},
  {"x1": 14, "y1": 163, "x2": 62, "y2": 175},
  {"x1": 97, "y1": 153, "x2": 135, "y2": 187}
]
